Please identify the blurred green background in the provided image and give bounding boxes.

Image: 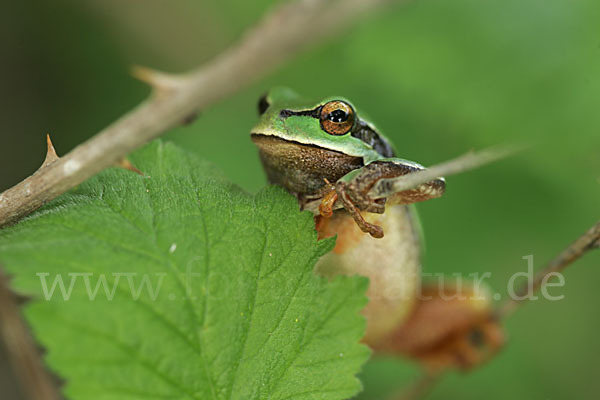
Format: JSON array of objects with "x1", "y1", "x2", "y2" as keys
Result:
[{"x1": 1, "y1": 0, "x2": 599, "y2": 399}]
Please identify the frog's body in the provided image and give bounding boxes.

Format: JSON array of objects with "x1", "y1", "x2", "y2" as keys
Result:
[{"x1": 250, "y1": 87, "x2": 447, "y2": 342}]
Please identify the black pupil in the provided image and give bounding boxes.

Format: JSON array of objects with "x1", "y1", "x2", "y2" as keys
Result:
[{"x1": 328, "y1": 109, "x2": 348, "y2": 123}]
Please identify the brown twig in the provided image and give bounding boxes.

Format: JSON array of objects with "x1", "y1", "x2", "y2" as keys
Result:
[
  {"x1": 0, "y1": 0, "x2": 400, "y2": 228},
  {"x1": 0, "y1": 270, "x2": 61, "y2": 400},
  {"x1": 497, "y1": 220, "x2": 600, "y2": 318},
  {"x1": 369, "y1": 144, "x2": 525, "y2": 199}
]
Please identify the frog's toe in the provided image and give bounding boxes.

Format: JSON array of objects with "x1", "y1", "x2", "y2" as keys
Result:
[
  {"x1": 366, "y1": 223, "x2": 384, "y2": 239},
  {"x1": 337, "y1": 183, "x2": 386, "y2": 238}
]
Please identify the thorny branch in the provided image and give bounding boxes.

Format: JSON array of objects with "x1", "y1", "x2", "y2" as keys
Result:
[
  {"x1": 0, "y1": 0, "x2": 402, "y2": 228},
  {"x1": 498, "y1": 220, "x2": 600, "y2": 318},
  {"x1": 369, "y1": 144, "x2": 524, "y2": 199}
]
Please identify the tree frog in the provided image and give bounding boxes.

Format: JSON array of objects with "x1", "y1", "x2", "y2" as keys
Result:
[{"x1": 251, "y1": 87, "x2": 449, "y2": 343}]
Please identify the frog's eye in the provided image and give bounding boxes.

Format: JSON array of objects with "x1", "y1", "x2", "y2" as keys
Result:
[
  {"x1": 258, "y1": 94, "x2": 270, "y2": 116},
  {"x1": 320, "y1": 100, "x2": 355, "y2": 135}
]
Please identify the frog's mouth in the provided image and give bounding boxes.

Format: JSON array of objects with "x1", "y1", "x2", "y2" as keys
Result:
[
  {"x1": 250, "y1": 133, "x2": 355, "y2": 156},
  {"x1": 250, "y1": 133, "x2": 364, "y2": 165}
]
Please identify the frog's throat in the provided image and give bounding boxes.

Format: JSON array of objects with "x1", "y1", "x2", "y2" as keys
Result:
[{"x1": 251, "y1": 133, "x2": 364, "y2": 196}]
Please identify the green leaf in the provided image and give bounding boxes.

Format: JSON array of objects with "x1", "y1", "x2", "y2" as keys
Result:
[{"x1": 0, "y1": 141, "x2": 370, "y2": 400}]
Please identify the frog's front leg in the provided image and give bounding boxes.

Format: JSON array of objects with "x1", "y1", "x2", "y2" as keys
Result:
[
  {"x1": 315, "y1": 176, "x2": 385, "y2": 238},
  {"x1": 330, "y1": 159, "x2": 446, "y2": 238}
]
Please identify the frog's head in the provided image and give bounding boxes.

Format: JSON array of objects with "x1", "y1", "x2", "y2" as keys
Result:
[{"x1": 251, "y1": 87, "x2": 395, "y2": 164}]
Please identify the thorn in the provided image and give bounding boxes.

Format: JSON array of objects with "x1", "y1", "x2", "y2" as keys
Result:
[
  {"x1": 181, "y1": 111, "x2": 200, "y2": 126},
  {"x1": 15, "y1": 292, "x2": 32, "y2": 306},
  {"x1": 42, "y1": 133, "x2": 60, "y2": 167},
  {"x1": 115, "y1": 158, "x2": 144, "y2": 176},
  {"x1": 130, "y1": 65, "x2": 182, "y2": 94}
]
